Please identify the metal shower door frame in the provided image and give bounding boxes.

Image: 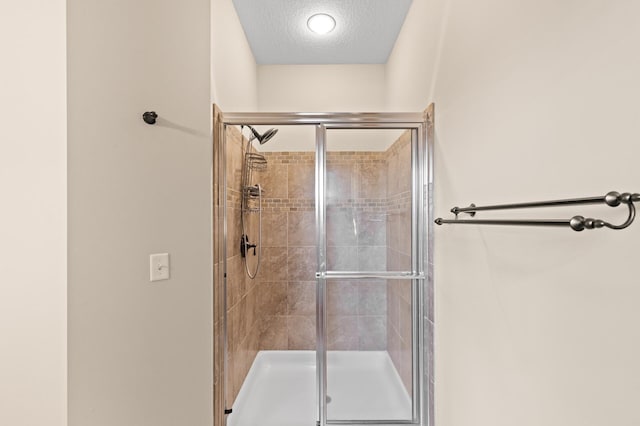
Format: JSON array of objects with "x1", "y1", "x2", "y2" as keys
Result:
[{"x1": 220, "y1": 111, "x2": 434, "y2": 426}]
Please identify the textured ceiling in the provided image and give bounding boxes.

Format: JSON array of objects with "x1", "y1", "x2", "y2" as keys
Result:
[{"x1": 232, "y1": 0, "x2": 413, "y2": 64}]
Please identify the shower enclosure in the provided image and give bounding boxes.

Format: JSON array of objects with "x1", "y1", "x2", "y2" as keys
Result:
[{"x1": 213, "y1": 106, "x2": 434, "y2": 426}]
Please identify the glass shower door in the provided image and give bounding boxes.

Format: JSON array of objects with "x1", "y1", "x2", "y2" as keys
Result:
[
  {"x1": 316, "y1": 124, "x2": 427, "y2": 425},
  {"x1": 216, "y1": 110, "x2": 433, "y2": 426}
]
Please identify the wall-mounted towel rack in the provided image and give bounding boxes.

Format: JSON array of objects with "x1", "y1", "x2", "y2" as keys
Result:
[{"x1": 435, "y1": 191, "x2": 640, "y2": 232}]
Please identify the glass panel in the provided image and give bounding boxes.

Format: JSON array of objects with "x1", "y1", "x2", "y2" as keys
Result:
[
  {"x1": 323, "y1": 128, "x2": 415, "y2": 422},
  {"x1": 325, "y1": 129, "x2": 413, "y2": 273},
  {"x1": 224, "y1": 125, "x2": 319, "y2": 426},
  {"x1": 324, "y1": 278, "x2": 413, "y2": 421}
]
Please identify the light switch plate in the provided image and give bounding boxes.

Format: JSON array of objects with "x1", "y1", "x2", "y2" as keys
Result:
[{"x1": 150, "y1": 253, "x2": 170, "y2": 282}]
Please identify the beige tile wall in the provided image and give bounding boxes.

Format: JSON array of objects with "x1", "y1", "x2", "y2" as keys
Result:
[
  {"x1": 224, "y1": 125, "x2": 262, "y2": 407},
  {"x1": 259, "y1": 152, "x2": 317, "y2": 350},
  {"x1": 385, "y1": 130, "x2": 414, "y2": 395},
  {"x1": 325, "y1": 151, "x2": 389, "y2": 351},
  {"x1": 256, "y1": 151, "x2": 390, "y2": 351}
]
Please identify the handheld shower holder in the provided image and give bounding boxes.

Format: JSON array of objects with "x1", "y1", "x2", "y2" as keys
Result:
[{"x1": 240, "y1": 234, "x2": 257, "y2": 257}]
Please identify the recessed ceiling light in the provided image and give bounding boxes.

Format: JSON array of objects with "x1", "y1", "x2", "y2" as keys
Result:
[{"x1": 307, "y1": 13, "x2": 336, "y2": 34}]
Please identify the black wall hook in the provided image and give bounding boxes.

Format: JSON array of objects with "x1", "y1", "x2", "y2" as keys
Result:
[{"x1": 143, "y1": 111, "x2": 158, "y2": 125}]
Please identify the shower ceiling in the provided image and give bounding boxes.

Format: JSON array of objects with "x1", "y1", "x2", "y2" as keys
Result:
[{"x1": 232, "y1": 0, "x2": 413, "y2": 64}]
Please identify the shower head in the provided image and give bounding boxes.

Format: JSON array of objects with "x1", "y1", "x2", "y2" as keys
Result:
[{"x1": 247, "y1": 125, "x2": 278, "y2": 145}]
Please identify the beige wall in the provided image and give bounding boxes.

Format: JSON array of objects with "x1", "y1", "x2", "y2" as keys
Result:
[
  {"x1": 0, "y1": 1, "x2": 67, "y2": 425},
  {"x1": 212, "y1": 0, "x2": 258, "y2": 111},
  {"x1": 258, "y1": 64, "x2": 385, "y2": 112},
  {"x1": 67, "y1": 1, "x2": 213, "y2": 425},
  {"x1": 388, "y1": 1, "x2": 640, "y2": 425},
  {"x1": 385, "y1": 0, "x2": 446, "y2": 110}
]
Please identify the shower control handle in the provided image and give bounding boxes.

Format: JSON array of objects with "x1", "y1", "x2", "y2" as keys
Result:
[{"x1": 240, "y1": 234, "x2": 257, "y2": 257}]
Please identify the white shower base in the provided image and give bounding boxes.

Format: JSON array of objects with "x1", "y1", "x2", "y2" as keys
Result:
[{"x1": 227, "y1": 350, "x2": 411, "y2": 426}]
